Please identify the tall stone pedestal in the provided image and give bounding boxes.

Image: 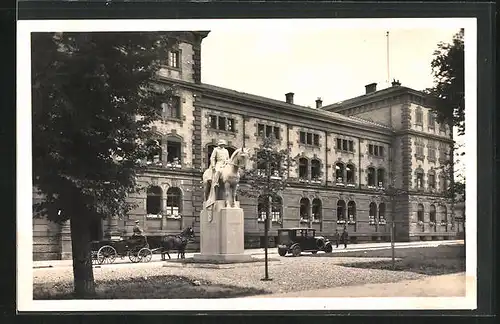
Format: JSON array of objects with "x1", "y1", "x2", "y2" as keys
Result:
[{"x1": 193, "y1": 200, "x2": 252, "y2": 263}]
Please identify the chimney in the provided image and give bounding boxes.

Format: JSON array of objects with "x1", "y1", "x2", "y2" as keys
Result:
[
  {"x1": 285, "y1": 92, "x2": 294, "y2": 104},
  {"x1": 365, "y1": 83, "x2": 377, "y2": 94},
  {"x1": 315, "y1": 97, "x2": 323, "y2": 109},
  {"x1": 391, "y1": 79, "x2": 401, "y2": 87}
]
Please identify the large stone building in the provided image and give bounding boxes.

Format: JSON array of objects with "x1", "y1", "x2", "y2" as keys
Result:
[{"x1": 33, "y1": 31, "x2": 461, "y2": 260}]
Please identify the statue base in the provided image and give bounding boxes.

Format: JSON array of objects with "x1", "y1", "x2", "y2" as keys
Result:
[{"x1": 193, "y1": 200, "x2": 253, "y2": 263}]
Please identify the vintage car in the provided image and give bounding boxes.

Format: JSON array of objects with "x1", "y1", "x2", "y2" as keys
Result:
[{"x1": 277, "y1": 228, "x2": 333, "y2": 257}]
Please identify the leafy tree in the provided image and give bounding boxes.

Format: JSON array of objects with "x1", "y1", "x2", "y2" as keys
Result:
[
  {"x1": 425, "y1": 29, "x2": 466, "y2": 236},
  {"x1": 239, "y1": 136, "x2": 292, "y2": 279},
  {"x1": 426, "y1": 28, "x2": 464, "y2": 135},
  {"x1": 31, "y1": 32, "x2": 177, "y2": 297}
]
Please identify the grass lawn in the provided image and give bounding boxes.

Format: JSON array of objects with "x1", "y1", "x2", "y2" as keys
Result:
[
  {"x1": 33, "y1": 275, "x2": 269, "y2": 300},
  {"x1": 314, "y1": 244, "x2": 465, "y2": 276}
]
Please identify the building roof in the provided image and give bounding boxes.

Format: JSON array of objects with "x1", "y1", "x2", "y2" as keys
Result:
[
  {"x1": 157, "y1": 76, "x2": 393, "y2": 132},
  {"x1": 322, "y1": 84, "x2": 429, "y2": 112}
]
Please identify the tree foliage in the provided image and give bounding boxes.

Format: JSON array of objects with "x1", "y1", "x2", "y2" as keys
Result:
[
  {"x1": 425, "y1": 29, "x2": 466, "y2": 201},
  {"x1": 425, "y1": 28, "x2": 465, "y2": 136},
  {"x1": 238, "y1": 137, "x2": 293, "y2": 208},
  {"x1": 31, "y1": 32, "x2": 177, "y2": 297},
  {"x1": 32, "y1": 32, "x2": 176, "y2": 223}
]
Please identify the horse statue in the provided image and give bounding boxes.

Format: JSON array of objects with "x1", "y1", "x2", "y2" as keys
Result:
[
  {"x1": 202, "y1": 147, "x2": 250, "y2": 208},
  {"x1": 160, "y1": 226, "x2": 195, "y2": 260}
]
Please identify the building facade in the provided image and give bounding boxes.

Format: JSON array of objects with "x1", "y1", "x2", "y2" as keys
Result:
[{"x1": 32, "y1": 31, "x2": 461, "y2": 260}]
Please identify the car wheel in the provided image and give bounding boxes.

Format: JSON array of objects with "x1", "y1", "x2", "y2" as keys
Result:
[
  {"x1": 278, "y1": 248, "x2": 287, "y2": 257},
  {"x1": 324, "y1": 243, "x2": 333, "y2": 253},
  {"x1": 292, "y1": 245, "x2": 301, "y2": 257}
]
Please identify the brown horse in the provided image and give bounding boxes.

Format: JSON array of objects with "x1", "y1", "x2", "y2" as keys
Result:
[
  {"x1": 202, "y1": 147, "x2": 250, "y2": 208},
  {"x1": 160, "y1": 227, "x2": 195, "y2": 260}
]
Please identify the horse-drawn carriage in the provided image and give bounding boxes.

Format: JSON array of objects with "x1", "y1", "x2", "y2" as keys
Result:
[{"x1": 91, "y1": 235, "x2": 154, "y2": 265}]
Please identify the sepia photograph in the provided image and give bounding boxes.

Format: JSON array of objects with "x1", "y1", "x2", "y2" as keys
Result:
[{"x1": 17, "y1": 18, "x2": 476, "y2": 312}]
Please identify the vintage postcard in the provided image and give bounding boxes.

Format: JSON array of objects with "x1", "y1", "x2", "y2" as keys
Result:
[{"x1": 17, "y1": 17, "x2": 476, "y2": 312}]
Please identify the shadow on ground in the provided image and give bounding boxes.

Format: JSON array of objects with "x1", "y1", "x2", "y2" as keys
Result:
[
  {"x1": 34, "y1": 275, "x2": 270, "y2": 300},
  {"x1": 309, "y1": 245, "x2": 466, "y2": 276}
]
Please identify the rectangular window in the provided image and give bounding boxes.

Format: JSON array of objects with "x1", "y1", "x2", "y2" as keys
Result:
[
  {"x1": 209, "y1": 115, "x2": 217, "y2": 129},
  {"x1": 374, "y1": 146, "x2": 379, "y2": 156},
  {"x1": 342, "y1": 139, "x2": 348, "y2": 151},
  {"x1": 428, "y1": 174, "x2": 436, "y2": 189},
  {"x1": 428, "y1": 148, "x2": 436, "y2": 160},
  {"x1": 168, "y1": 50, "x2": 180, "y2": 68},
  {"x1": 218, "y1": 116, "x2": 226, "y2": 131},
  {"x1": 258, "y1": 124, "x2": 265, "y2": 136},
  {"x1": 336, "y1": 138, "x2": 342, "y2": 149},
  {"x1": 300, "y1": 131, "x2": 306, "y2": 144},
  {"x1": 348, "y1": 140, "x2": 354, "y2": 152},
  {"x1": 273, "y1": 126, "x2": 280, "y2": 140},
  {"x1": 416, "y1": 146, "x2": 424, "y2": 156},
  {"x1": 379, "y1": 146, "x2": 384, "y2": 157},
  {"x1": 313, "y1": 134, "x2": 320, "y2": 146},
  {"x1": 306, "y1": 133, "x2": 312, "y2": 145},
  {"x1": 416, "y1": 110, "x2": 423, "y2": 124},
  {"x1": 227, "y1": 118, "x2": 235, "y2": 132},
  {"x1": 428, "y1": 113, "x2": 435, "y2": 129},
  {"x1": 266, "y1": 125, "x2": 273, "y2": 138},
  {"x1": 161, "y1": 96, "x2": 181, "y2": 119},
  {"x1": 368, "y1": 144, "x2": 374, "y2": 155}
]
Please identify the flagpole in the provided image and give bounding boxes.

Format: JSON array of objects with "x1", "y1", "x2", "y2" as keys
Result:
[{"x1": 386, "y1": 31, "x2": 390, "y2": 87}]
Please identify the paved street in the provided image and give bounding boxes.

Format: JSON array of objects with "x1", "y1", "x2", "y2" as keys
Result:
[{"x1": 33, "y1": 239, "x2": 463, "y2": 269}]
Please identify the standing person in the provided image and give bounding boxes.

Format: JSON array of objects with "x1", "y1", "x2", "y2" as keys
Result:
[
  {"x1": 342, "y1": 227, "x2": 349, "y2": 249},
  {"x1": 334, "y1": 229, "x2": 340, "y2": 248},
  {"x1": 206, "y1": 139, "x2": 230, "y2": 206}
]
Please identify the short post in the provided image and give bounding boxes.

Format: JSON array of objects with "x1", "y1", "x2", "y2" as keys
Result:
[
  {"x1": 391, "y1": 219, "x2": 395, "y2": 269},
  {"x1": 261, "y1": 195, "x2": 272, "y2": 281}
]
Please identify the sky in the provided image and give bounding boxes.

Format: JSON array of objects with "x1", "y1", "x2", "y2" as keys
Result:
[{"x1": 200, "y1": 26, "x2": 465, "y2": 178}]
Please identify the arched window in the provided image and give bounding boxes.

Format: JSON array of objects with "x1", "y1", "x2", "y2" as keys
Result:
[
  {"x1": 166, "y1": 187, "x2": 182, "y2": 217},
  {"x1": 416, "y1": 170, "x2": 424, "y2": 189},
  {"x1": 335, "y1": 163, "x2": 344, "y2": 182},
  {"x1": 377, "y1": 169, "x2": 385, "y2": 187},
  {"x1": 271, "y1": 196, "x2": 283, "y2": 222},
  {"x1": 417, "y1": 204, "x2": 424, "y2": 222},
  {"x1": 336, "y1": 200, "x2": 346, "y2": 221},
  {"x1": 166, "y1": 136, "x2": 182, "y2": 165},
  {"x1": 378, "y1": 203, "x2": 386, "y2": 221},
  {"x1": 312, "y1": 198, "x2": 322, "y2": 221},
  {"x1": 369, "y1": 202, "x2": 377, "y2": 223},
  {"x1": 146, "y1": 186, "x2": 162, "y2": 215},
  {"x1": 257, "y1": 195, "x2": 283, "y2": 222},
  {"x1": 346, "y1": 164, "x2": 355, "y2": 183},
  {"x1": 441, "y1": 205, "x2": 448, "y2": 223},
  {"x1": 367, "y1": 167, "x2": 376, "y2": 186},
  {"x1": 146, "y1": 139, "x2": 162, "y2": 164},
  {"x1": 298, "y1": 158, "x2": 309, "y2": 179},
  {"x1": 347, "y1": 201, "x2": 356, "y2": 222},
  {"x1": 300, "y1": 198, "x2": 310, "y2": 219},
  {"x1": 429, "y1": 205, "x2": 436, "y2": 223},
  {"x1": 428, "y1": 170, "x2": 436, "y2": 189},
  {"x1": 311, "y1": 159, "x2": 321, "y2": 180}
]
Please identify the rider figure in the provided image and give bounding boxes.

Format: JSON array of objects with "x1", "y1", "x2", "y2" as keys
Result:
[{"x1": 207, "y1": 139, "x2": 230, "y2": 205}]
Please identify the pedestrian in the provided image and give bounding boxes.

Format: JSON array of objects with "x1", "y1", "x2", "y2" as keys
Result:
[
  {"x1": 342, "y1": 227, "x2": 349, "y2": 248},
  {"x1": 334, "y1": 229, "x2": 340, "y2": 248}
]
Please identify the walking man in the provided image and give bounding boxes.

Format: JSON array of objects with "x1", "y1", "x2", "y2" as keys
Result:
[
  {"x1": 334, "y1": 229, "x2": 340, "y2": 248},
  {"x1": 342, "y1": 227, "x2": 349, "y2": 249}
]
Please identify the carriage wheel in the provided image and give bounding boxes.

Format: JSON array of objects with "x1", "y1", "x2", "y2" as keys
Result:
[
  {"x1": 138, "y1": 248, "x2": 153, "y2": 263},
  {"x1": 91, "y1": 251, "x2": 100, "y2": 265},
  {"x1": 128, "y1": 249, "x2": 141, "y2": 263},
  {"x1": 97, "y1": 245, "x2": 117, "y2": 264}
]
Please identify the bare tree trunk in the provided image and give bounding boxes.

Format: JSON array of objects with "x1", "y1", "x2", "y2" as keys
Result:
[{"x1": 70, "y1": 212, "x2": 96, "y2": 298}]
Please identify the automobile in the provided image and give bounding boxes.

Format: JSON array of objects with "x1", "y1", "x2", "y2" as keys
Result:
[{"x1": 277, "y1": 227, "x2": 333, "y2": 257}]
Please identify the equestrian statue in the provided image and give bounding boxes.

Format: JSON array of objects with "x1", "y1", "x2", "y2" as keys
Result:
[{"x1": 202, "y1": 139, "x2": 249, "y2": 209}]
